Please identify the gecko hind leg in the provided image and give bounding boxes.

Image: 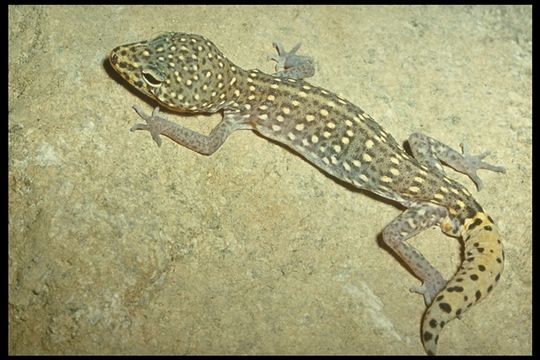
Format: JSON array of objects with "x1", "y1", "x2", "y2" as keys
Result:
[
  {"x1": 408, "y1": 133, "x2": 506, "y2": 191},
  {"x1": 382, "y1": 203, "x2": 451, "y2": 306}
]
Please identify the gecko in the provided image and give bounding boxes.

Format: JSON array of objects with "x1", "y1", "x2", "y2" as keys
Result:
[{"x1": 109, "y1": 32, "x2": 506, "y2": 355}]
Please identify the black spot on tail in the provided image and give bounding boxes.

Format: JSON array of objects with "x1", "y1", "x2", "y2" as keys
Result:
[
  {"x1": 475, "y1": 290, "x2": 482, "y2": 301},
  {"x1": 429, "y1": 319, "x2": 437, "y2": 328},
  {"x1": 424, "y1": 331, "x2": 433, "y2": 341},
  {"x1": 468, "y1": 218, "x2": 483, "y2": 231},
  {"x1": 478, "y1": 265, "x2": 486, "y2": 271},
  {"x1": 439, "y1": 302, "x2": 452, "y2": 313},
  {"x1": 470, "y1": 274, "x2": 479, "y2": 281}
]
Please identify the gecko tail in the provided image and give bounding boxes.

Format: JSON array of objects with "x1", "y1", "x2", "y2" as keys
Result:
[{"x1": 422, "y1": 212, "x2": 504, "y2": 355}]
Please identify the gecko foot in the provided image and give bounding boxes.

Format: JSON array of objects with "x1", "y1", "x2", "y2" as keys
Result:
[
  {"x1": 131, "y1": 105, "x2": 165, "y2": 147},
  {"x1": 269, "y1": 42, "x2": 315, "y2": 79},
  {"x1": 410, "y1": 275, "x2": 447, "y2": 306},
  {"x1": 459, "y1": 143, "x2": 507, "y2": 191}
]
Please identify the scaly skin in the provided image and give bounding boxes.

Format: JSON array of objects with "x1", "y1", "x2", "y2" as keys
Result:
[
  {"x1": 109, "y1": 32, "x2": 505, "y2": 354},
  {"x1": 423, "y1": 212, "x2": 504, "y2": 354}
]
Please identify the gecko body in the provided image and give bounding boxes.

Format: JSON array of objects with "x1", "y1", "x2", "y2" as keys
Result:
[{"x1": 109, "y1": 33, "x2": 506, "y2": 355}]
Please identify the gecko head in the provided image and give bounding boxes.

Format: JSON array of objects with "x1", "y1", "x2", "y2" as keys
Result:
[{"x1": 110, "y1": 32, "x2": 236, "y2": 113}]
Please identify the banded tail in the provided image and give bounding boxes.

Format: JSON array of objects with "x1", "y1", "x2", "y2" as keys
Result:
[{"x1": 422, "y1": 212, "x2": 504, "y2": 355}]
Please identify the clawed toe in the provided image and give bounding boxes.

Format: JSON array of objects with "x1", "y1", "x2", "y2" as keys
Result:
[
  {"x1": 130, "y1": 105, "x2": 164, "y2": 147},
  {"x1": 410, "y1": 284, "x2": 436, "y2": 306},
  {"x1": 130, "y1": 123, "x2": 149, "y2": 132},
  {"x1": 458, "y1": 143, "x2": 506, "y2": 190},
  {"x1": 410, "y1": 276, "x2": 447, "y2": 306},
  {"x1": 269, "y1": 41, "x2": 315, "y2": 79}
]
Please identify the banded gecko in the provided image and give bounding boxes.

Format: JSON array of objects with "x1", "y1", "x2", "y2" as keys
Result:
[{"x1": 109, "y1": 32, "x2": 506, "y2": 355}]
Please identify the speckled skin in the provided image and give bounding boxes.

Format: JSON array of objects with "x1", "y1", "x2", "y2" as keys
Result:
[{"x1": 110, "y1": 32, "x2": 506, "y2": 355}]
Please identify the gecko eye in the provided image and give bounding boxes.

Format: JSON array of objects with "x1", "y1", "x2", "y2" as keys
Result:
[{"x1": 141, "y1": 67, "x2": 164, "y2": 88}]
